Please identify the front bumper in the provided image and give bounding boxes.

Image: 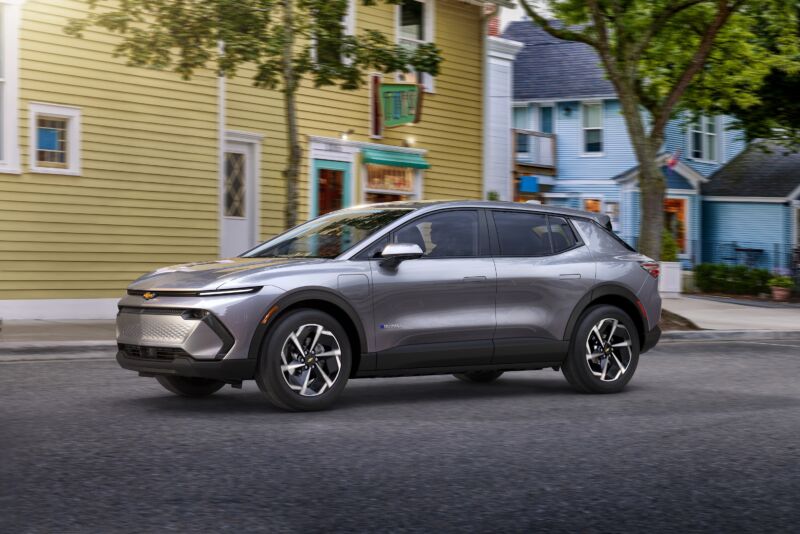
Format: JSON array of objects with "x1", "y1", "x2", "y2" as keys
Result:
[
  {"x1": 641, "y1": 325, "x2": 661, "y2": 354},
  {"x1": 116, "y1": 350, "x2": 256, "y2": 381}
]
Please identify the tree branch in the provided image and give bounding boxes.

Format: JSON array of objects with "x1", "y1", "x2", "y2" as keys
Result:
[
  {"x1": 650, "y1": 0, "x2": 741, "y2": 136},
  {"x1": 518, "y1": 0, "x2": 599, "y2": 48},
  {"x1": 586, "y1": 0, "x2": 620, "y2": 79},
  {"x1": 630, "y1": 0, "x2": 709, "y2": 62}
]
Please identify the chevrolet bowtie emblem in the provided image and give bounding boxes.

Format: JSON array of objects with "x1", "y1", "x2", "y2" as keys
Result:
[{"x1": 142, "y1": 292, "x2": 156, "y2": 300}]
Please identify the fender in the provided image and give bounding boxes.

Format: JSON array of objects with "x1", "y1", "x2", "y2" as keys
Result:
[
  {"x1": 247, "y1": 287, "x2": 369, "y2": 360},
  {"x1": 562, "y1": 282, "x2": 646, "y2": 343}
]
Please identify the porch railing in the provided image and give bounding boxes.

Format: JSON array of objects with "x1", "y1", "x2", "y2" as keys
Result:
[{"x1": 513, "y1": 129, "x2": 556, "y2": 169}]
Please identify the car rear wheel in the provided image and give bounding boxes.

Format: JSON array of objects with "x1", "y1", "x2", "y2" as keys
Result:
[
  {"x1": 256, "y1": 309, "x2": 352, "y2": 411},
  {"x1": 155, "y1": 375, "x2": 226, "y2": 397},
  {"x1": 453, "y1": 370, "x2": 504, "y2": 383},
  {"x1": 562, "y1": 305, "x2": 640, "y2": 394}
]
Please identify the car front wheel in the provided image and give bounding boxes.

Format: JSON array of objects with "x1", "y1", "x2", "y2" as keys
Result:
[
  {"x1": 256, "y1": 309, "x2": 352, "y2": 411},
  {"x1": 562, "y1": 305, "x2": 640, "y2": 394}
]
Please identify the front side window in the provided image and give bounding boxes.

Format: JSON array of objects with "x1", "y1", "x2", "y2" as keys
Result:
[
  {"x1": 690, "y1": 116, "x2": 718, "y2": 162},
  {"x1": 582, "y1": 102, "x2": 603, "y2": 154},
  {"x1": 244, "y1": 208, "x2": 413, "y2": 259},
  {"x1": 394, "y1": 210, "x2": 478, "y2": 258},
  {"x1": 397, "y1": 0, "x2": 433, "y2": 91}
]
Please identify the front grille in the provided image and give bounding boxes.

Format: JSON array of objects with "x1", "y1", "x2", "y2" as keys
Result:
[{"x1": 119, "y1": 344, "x2": 190, "y2": 361}]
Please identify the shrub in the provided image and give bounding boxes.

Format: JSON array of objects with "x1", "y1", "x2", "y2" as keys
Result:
[
  {"x1": 768, "y1": 275, "x2": 794, "y2": 289},
  {"x1": 661, "y1": 230, "x2": 679, "y2": 262},
  {"x1": 693, "y1": 263, "x2": 772, "y2": 295}
]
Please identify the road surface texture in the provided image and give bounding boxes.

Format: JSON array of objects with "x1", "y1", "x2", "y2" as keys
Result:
[{"x1": 2, "y1": 340, "x2": 799, "y2": 533}]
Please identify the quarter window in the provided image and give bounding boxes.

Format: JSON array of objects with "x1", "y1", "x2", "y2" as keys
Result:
[
  {"x1": 394, "y1": 210, "x2": 478, "y2": 258},
  {"x1": 582, "y1": 102, "x2": 603, "y2": 154},
  {"x1": 548, "y1": 216, "x2": 578, "y2": 253}
]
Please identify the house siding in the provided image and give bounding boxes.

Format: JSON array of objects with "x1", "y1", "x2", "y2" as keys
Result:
[
  {"x1": 1, "y1": 0, "x2": 219, "y2": 299},
  {"x1": 702, "y1": 201, "x2": 790, "y2": 268}
]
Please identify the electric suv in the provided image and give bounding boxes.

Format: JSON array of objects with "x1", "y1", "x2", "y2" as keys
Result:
[{"x1": 116, "y1": 201, "x2": 662, "y2": 411}]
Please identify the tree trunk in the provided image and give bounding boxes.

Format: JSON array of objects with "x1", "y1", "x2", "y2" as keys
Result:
[
  {"x1": 281, "y1": 0, "x2": 301, "y2": 230},
  {"x1": 615, "y1": 84, "x2": 665, "y2": 260}
]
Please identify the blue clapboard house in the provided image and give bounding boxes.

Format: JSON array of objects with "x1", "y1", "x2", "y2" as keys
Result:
[{"x1": 503, "y1": 21, "x2": 747, "y2": 268}]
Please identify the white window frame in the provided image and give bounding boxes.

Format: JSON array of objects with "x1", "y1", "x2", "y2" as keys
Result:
[
  {"x1": 688, "y1": 115, "x2": 720, "y2": 164},
  {"x1": 581, "y1": 101, "x2": 604, "y2": 157},
  {"x1": 29, "y1": 103, "x2": 82, "y2": 176},
  {"x1": 395, "y1": 0, "x2": 435, "y2": 93},
  {"x1": 0, "y1": 1, "x2": 22, "y2": 174}
]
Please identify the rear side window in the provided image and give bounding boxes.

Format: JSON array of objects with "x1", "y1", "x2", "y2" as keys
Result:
[
  {"x1": 492, "y1": 211, "x2": 551, "y2": 256},
  {"x1": 549, "y1": 216, "x2": 579, "y2": 253},
  {"x1": 492, "y1": 211, "x2": 581, "y2": 256}
]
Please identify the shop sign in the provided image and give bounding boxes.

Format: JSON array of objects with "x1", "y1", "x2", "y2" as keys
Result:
[{"x1": 370, "y1": 75, "x2": 423, "y2": 136}]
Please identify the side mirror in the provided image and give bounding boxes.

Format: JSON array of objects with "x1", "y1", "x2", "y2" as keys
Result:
[{"x1": 379, "y1": 243, "x2": 424, "y2": 268}]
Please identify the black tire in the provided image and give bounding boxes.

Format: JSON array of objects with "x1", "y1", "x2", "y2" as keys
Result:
[
  {"x1": 562, "y1": 304, "x2": 640, "y2": 394},
  {"x1": 155, "y1": 375, "x2": 225, "y2": 397},
  {"x1": 454, "y1": 370, "x2": 504, "y2": 383},
  {"x1": 255, "y1": 309, "x2": 352, "y2": 411}
]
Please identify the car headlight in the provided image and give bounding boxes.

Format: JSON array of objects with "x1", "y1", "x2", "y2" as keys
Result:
[{"x1": 196, "y1": 287, "x2": 262, "y2": 297}]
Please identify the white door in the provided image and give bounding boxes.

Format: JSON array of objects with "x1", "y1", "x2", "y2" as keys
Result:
[{"x1": 221, "y1": 140, "x2": 258, "y2": 257}]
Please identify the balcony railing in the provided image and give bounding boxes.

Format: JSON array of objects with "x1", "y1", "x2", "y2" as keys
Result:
[{"x1": 513, "y1": 129, "x2": 556, "y2": 168}]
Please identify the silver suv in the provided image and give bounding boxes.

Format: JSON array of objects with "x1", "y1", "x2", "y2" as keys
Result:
[{"x1": 117, "y1": 201, "x2": 662, "y2": 411}]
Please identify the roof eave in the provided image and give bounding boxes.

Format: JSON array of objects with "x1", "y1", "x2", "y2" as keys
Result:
[{"x1": 458, "y1": 0, "x2": 516, "y2": 8}]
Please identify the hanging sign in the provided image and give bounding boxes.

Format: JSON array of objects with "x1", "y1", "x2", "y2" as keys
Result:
[{"x1": 370, "y1": 75, "x2": 424, "y2": 137}]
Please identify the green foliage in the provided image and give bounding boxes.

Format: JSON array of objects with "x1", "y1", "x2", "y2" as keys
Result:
[
  {"x1": 661, "y1": 229, "x2": 679, "y2": 262},
  {"x1": 64, "y1": 0, "x2": 442, "y2": 91},
  {"x1": 768, "y1": 275, "x2": 795, "y2": 289},
  {"x1": 486, "y1": 191, "x2": 500, "y2": 201},
  {"x1": 694, "y1": 263, "x2": 772, "y2": 294}
]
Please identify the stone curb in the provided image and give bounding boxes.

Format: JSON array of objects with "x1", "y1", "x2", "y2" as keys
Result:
[{"x1": 660, "y1": 330, "x2": 800, "y2": 342}]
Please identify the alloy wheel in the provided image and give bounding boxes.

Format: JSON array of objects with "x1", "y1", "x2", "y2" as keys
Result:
[
  {"x1": 585, "y1": 318, "x2": 633, "y2": 382},
  {"x1": 280, "y1": 323, "x2": 343, "y2": 397}
]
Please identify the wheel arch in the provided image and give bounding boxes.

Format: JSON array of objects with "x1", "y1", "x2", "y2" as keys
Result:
[
  {"x1": 247, "y1": 288, "x2": 368, "y2": 377},
  {"x1": 564, "y1": 284, "x2": 647, "y2": 350}
]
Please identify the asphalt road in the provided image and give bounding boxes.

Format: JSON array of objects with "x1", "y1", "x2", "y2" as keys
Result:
[{"x1": 2, "y1": 340, "x2": 800, "y2": 533}]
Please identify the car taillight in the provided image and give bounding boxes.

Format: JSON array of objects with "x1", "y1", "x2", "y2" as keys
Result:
[{"x1": 640, "y1": 262, "x2": 660, "y2": 279}]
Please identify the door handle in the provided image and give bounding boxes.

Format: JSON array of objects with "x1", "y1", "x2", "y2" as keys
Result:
[
  {"x1": 463, "y1": 276, "x2": 487, "y2": 282},
  {"x1": 559, "y1": 273, "x2": 581, "y2": 279}
]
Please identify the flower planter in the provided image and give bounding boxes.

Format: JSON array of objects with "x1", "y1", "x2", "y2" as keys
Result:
[
  {"x1": 658, "y1": 261, "x2": 682, "y2": 298},
  {"x1": 771, "y1": 286, "x2": 791, "y2": 302}
]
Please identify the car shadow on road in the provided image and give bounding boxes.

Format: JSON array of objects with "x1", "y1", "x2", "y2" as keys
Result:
[{"x1": 114, "y1": 372, "x2": 578, "y2": 415}]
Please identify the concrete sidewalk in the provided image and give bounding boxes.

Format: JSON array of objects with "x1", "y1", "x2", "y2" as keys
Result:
[
  {"x1": 0, "y1": 320, "x2": 116, "y2": 355},
  {"x1": 662, "y1": 295, "x2": 800, "y2": 331}
]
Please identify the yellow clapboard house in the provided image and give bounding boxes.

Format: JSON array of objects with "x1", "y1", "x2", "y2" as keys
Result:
[{"x1": 0, "y1": 0, "x2": 510, "y2": 319}]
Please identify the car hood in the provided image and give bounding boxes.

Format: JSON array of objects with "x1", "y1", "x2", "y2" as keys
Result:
[{"x1": 128, "y1": 257, "x2": 330, "y2": 291}]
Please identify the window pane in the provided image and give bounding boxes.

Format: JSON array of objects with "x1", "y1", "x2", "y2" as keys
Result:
[
  {"x1": 705, "y1": 117, "x2": 716, "y2": 134},
  {"x1": 395, "y1": 210, "x2": 478, "y2": 258},
  {"x1": 516, "y1": 132, "x2": 529, "y2": 153},
  {"x1": 224, "y1": 152, "x2": 246, "y2": 217},
  {"x1": 549, "y1": 216, "x2": 578, "y2": 253},
  {"x1": 583, "y1": 103, "x2": 602, "y2": 128},
  {"x1": 513, "y1": 107, "x2": 528, "y2": 129},
  {"x1": 400, "y1": 0, "x2": 424, "y2": 41},
  {"x1": 585, "y1": 129, "x2": 602, "y2": 153},
  {"x1": 36, "y1": 117, "x2": 68, "y2": 168},
  {"x1": 492, "y1": 211, "x2": 551, "y2": 256},
  {"x1": 583, "y1": 199, "x2": 602, "y2": 213},
  {"x1": 692, "y1": 130, "x2": 703, "y2": 159},
  {"x1": 706, "y1": 134, "x2": 716, "y2": 161},
  {"x1": 540, "y1": 106, "x2": 553, "y2": 134}
]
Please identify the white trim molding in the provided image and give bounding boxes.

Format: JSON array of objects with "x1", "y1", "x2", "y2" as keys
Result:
[
  {"x1": 28, "y1": 102, "x2": 82, "y2": 176},
  {"x1": 0, "y1": 0, "x2": 22, "y2": 174},
  {"x1": 0, "y1": 298, "x2": 119, "y2": 320},
  {"x1": 703, "y1": 196, "x2": 789, "y2": 203},
  {"x1": 787, "y1": 184, "x2": 800, "y2": 201}
]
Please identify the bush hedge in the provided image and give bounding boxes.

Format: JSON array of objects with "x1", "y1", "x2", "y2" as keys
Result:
[{"x1": 694, "y1": 263, "x2": 772, "y2": 295}]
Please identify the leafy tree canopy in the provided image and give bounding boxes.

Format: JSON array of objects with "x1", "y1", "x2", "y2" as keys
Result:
[{"x1": 65, "y1": 0, "x2": 442, "y2": 92}]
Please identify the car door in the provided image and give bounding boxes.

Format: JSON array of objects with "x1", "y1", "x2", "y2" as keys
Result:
[
  {"x1": 369, "y1": 209, "x2": 496, "y2": 370},
  {"x1": 490, "y1": 210, "x2": 596, "y2": 364}
]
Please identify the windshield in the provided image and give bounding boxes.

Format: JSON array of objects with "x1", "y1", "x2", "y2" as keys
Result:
[{"x1": 242, "y1": 208, "x2": 414, "y2": 259}]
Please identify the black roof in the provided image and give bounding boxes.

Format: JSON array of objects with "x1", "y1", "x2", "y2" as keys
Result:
[
  {"x1": 702, "y1": 141, "x2": 800, "y2": 198},
  {"x1": 502, "y1": 20, "x2": 616, "y2": 101}
]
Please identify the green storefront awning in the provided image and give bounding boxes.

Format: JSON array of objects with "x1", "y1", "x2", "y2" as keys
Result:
[{"x1": 362, "y1": 148, "x2": 430, "y2": 169}]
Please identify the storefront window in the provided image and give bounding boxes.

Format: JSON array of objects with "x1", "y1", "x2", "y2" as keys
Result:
[
  {"x1": 584, "y1": 198, "x2": 602, "y2": 213},
  {"x1": 365, "y1": 164, "x2": 417, "y2": 203}
]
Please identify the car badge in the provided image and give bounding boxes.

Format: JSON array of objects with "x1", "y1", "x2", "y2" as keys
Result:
[{"x1": 142, "y1": 292, "x2": 156, "y2": 300}]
